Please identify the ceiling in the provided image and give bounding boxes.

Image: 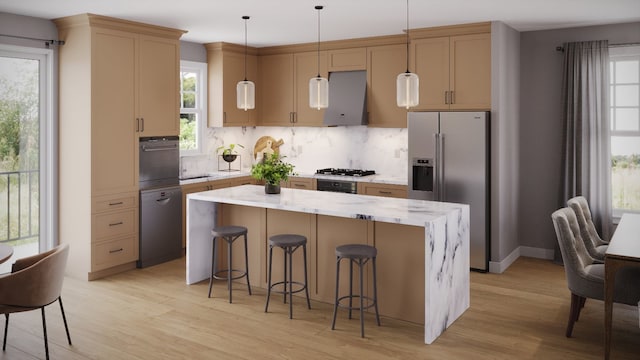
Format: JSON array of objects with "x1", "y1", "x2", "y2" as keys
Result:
[{"x1": 1, "y1": 0, "x2": 639, "y2": 47}]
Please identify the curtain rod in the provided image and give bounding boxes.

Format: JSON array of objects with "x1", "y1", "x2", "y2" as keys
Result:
[
  {"x1": 0, "y1": 33, "x2": 65, "y2": 47},
  {"x1": 556, "y1": 42, "x2": 640, "y2": 52}
]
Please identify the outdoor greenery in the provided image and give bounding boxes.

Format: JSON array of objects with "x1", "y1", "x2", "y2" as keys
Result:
[
  {"x1": 0, "y1": 57, "x2": 40, "y2": 245},
  {"x1": 179, "y1": 114, "x2": 196, "y2": 150},
  {"x1": 612, "y1": 154, "x2": 640, "y2": 211}
]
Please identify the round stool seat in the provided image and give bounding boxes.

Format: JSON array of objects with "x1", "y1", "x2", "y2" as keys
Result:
[
  {"x1": 269, "y1": 234, "x2": 307, "y2": 248},
  {"x1": 336, "y1": 244, "x2": 377, "y2": 259},
  {"x1": 212, "y1": 225, "x2": 247, "y2": 238}
]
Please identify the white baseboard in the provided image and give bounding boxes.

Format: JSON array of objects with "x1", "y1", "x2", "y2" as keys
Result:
[{"x1": 488, "y1": 246, "x2": 554, "y2": 274}]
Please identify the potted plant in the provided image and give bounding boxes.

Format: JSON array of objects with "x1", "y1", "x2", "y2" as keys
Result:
[
  {"x1": 216, "y1": 143, "x2": 244, "y2": 163},
  {"x1": 250, "y1": 153, "x2": 296, "y2": 194}
]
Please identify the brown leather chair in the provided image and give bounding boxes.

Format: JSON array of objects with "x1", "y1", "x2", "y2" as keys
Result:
[
  {"x1": 567, "y1": 196, "x2": 608, "y2": 261},
  {"x1": 551, "y1": 208, "x2": 640, "y2": 337},
  {"x1": 0, "y1": 244, "x2": 72, "y2": 359}
]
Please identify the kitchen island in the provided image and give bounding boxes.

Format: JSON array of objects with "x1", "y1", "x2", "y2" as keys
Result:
[{"x1": 186, "y1": 185, "x2": 469, "y2": 344}]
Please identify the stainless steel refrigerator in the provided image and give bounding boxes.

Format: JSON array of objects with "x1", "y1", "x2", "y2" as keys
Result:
[{"x1": 408, "y1": 111, "x2": 490, "y2": 272}]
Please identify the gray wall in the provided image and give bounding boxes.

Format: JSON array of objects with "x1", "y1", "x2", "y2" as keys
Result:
[
  {"x1": 518, "y1": 22, "x2": 640, "y2": 252},
  {"x1": 490, "y1": 22, "x2": 521, "y2": 270},
  {"x1": 180, "y1": 41, "x2": 207, "y2": 62},
  {"x1": 0, "y1": 12, "x2": 58, "y2": 48}
]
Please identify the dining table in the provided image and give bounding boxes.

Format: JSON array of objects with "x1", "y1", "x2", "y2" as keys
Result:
[
  {"x1": 0, "y1": 243, "x2": 13, "y2": 264},
  {"x1": 604, "y1": 213, "x2": 640, "y2": 360}
]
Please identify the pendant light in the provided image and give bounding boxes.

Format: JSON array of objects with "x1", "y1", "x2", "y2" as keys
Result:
[
  {"x1": 396, "y1": 0, "x2": 419, "y2": 109},
  {"x1": 309, "y1": 5, "x2": 329, "y2": 110},
  {"x1": 237, "y1": 15, "x2": 255, "y2": 111}
]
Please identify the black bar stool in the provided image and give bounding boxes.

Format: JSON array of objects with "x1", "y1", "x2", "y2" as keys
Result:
[
  {"x1": 265, "y1": 234, "x2": 311, "y2": 319},
  {"x1": 331, "y1": 244, "x2": 380, "y2": 338},
  {"x1": 208, "y1": 225, "x2": 251, "y2": 303}
]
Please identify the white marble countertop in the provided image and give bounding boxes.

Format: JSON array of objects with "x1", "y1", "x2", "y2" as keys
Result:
[
  {"x1": 188, "y1": 185, "x2": 464, "y2": 227},
  {"x1": 180, "y1": 171, "x2": 408, "y2": 186}
]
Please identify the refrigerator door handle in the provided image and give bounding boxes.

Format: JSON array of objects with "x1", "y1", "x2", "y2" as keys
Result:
[
  {"x1": 438, "y1": 133, "x2": 445, "y2": 201},
  {"x1": 434, "y1": 133, "x2": 440, "y2": 201}
]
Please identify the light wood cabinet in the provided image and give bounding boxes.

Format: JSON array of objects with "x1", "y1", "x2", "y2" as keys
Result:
[
  {"x1": 258, "y1": 53, "x2": 294, "y2": 126},
  {"x1": 206, "y1": 43, "x2": 258, "y2": 127},
  {"x1": 367, "y1": 44, "x2": 408, "y2": 128},
  {"x1": 258, "y1": 51, "x2": 327, "y2": 126},
  {"x1": 138, "y1": 35, "x2": 181, "y2": 136},
  {"x1": 327, "y1": 48, "x2": 367, "y2": 71},
  {"x1": 55, "y1": 14, "x2": 184, "y2": 280},
  {"x1": 357, "y1": 182, "x2": 407, "y2": 198},
  {"x1": 411, "y1": 33, "x2": 491, "y2": 110},
  {"x1": 286, "y1": 176, "x2": 316, "y2": 190},
  {"x1": 181, "y1": 176, "x2": 256, "y2": 247}
]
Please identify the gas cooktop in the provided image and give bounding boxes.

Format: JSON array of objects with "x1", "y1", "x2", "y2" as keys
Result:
[{"x1": 316, "y1": 168, "x2": 376, "y2": 177}]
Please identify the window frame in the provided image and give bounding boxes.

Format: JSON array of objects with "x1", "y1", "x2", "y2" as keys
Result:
[
  {"x1": 609, "y1": 45, "x2": 640, "y2": 218},
  {"x1": 179, "y1": 60, "x2": 207, "y2": 156}
]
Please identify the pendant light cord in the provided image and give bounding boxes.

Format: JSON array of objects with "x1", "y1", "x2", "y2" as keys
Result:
[
  {"x1": 243, "y1": 16, "x2": 249, "y2": 82},
  {"x1": 315, "y1": 6, "x2": 323, "y2": 78},
  {"x1": 405, "y1": 0, "x2": 410, "y2": 73}
]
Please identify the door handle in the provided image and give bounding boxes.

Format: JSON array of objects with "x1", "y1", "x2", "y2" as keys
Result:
[
  {"x1": 156, "y1": 198, "x2": 171, "y2": 205},
  {"x1": 109, "y1": 248, "x2": 124, "y2": 254},
  {"x1": 109, "y1": 221, "x2": 124, "y2": 227},
  {"x1": 109, "y1": 201, "x2": 124, "y2": 206},
  {"x1": 439, "y1": 134, "x2": 445, "y2": 201}
]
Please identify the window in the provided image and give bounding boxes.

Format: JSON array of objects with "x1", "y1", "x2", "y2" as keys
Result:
[
  {"x1": 610, "y1": 46, "x2": 640, "y2": 216},
  {"x1": 180, "y1": 61, "x2": 207, "y2": 155},
  {"x1": 0, "y1": 44, "x2": 55, "y2": 272}
]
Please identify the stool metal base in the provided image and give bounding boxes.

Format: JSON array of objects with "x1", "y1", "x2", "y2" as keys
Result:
[
  {"x1": 208, "y1": 226, "x2": 251, "y2": 303},
  {"x1": 331, "y1": 245, "x2": 380, "y2": 338},
  {"x1": 265, "y1": 235, "x2": 311, "y2": 319}
]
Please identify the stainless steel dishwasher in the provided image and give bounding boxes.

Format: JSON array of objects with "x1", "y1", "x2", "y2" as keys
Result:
[
  {"x1": 138, "y1": 136, "x2": 182, "y2": 268},
  {"x1": 139, "y1": 185, "x2": 182, "y2": 268}
]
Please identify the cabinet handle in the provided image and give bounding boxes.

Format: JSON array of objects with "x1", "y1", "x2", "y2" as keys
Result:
[
  {"x1": 135, "y1": 118, "x2": 140, "y2": 132},
  {"x1": 444, "y1": 91, "x2": 449, "y2": 104},
  {"x1": 450, "y1": 91, "x2": 455, "y2": 104},
  {"x1": 289, "y1": 112, "x2": 293, "y2": 123},
  {"x1": 140, "y1": 117, "x2": 144, "y2": 132},
  {"x1": 109, "y1": 248, "x2": 124, "y2": 254},
  {"x1": 293, "y1": 112, "x2": 298, "y2": 123},
  {"x1": 109, "y1": 201, "x2": 124, "y2": 206},
  {"x1": 109, "y1": 221, "x2": 124, "y2": 227},
  {"x1": 379, "y1": 191, "x2": 392, "y2": 195}
]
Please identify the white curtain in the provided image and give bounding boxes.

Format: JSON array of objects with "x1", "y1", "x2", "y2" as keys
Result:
[{"x1": 560, "y1": 40, "x2": 612, "y2": 241}]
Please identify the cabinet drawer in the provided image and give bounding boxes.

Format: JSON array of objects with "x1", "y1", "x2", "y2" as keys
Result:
[
  {"x1": 94, "y1": 208, "x2": 137, "y2": 241},
  {"x1": 93, "y1": 193, "x2": 137, "y2": 213},
  {"x1": 359, "y1": 184, "x2": 407, "y2": 198},
  {"x1": 288, "y1": 178, "x2": 315, "y2": 190},
  {"x1": 92, "y1": 235, "x2": 137, "y2": 271}
]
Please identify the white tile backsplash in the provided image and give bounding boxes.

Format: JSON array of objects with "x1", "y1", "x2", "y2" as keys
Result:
[{"x1": 180, "y1": 125, "x2": 408, "y2": 180}]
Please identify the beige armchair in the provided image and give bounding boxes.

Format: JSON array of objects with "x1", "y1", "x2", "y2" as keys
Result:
[
  {"x1": 0, "y1": 244, "x2": 72, "y2": 359},
  {"x1": 551, "y1": 208, "x2": 640, "y2": 337},
  {"x1": 567, "y1": 196, "x2": 608, "y2": 261}
]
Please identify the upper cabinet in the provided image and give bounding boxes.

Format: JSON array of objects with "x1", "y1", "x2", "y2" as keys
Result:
[
  {"x1": 206, "y1": 42, "x2": 258, "y2": 127},
  {"x1": 258, "y1": 53, "x2": 294, "y2": 126},
  {"x1": 138, "y1": 36, "x2": 181, "y2": 136},
  {"x1": 367, "y1": 44, "x2": 407, "y2": 128},
  {"x1": 258, "y1": 51, "x2": 327, "y2": 126},
  {"x1": 327, "y1": 48, "x2": 366, "y2": 71},
  {"x1": 411, "y1": 25, "x2": 491, "y2": 111}
]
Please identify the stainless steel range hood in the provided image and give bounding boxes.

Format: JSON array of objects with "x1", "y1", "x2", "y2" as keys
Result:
[{"x1": 323, "y1": 70, "x2": 367, "y2": 126}]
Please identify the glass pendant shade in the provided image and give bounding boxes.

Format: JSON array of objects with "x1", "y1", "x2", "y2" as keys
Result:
[
  {"x1": 397, "y1": 71, "x2": 419, "y2": 109},
  {"x1": 309, "y1": 76, "x2": 329, "y2": 110},
  {"x1": 236, "y1": 80, "x2": 255, "y2": 111}
]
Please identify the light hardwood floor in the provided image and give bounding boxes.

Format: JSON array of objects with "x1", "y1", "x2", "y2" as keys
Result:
[{"x1": 1, "y1": 257, "x2": 638, "y2": 359}]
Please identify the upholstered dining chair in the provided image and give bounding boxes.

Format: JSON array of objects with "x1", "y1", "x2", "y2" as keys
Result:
[
  {"x1": 567, "y1": 196, "x2": 609, "y2": 261},
  {"x1": 0, "y1": 244, "x2": 72, "y2": 360},
  {"x1": 551, "y1": 208, "x2": 640, "y2": 337}
]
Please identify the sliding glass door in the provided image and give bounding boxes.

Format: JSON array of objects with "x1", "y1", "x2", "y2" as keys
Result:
[{"x1": 0, "y1": 45, "x2": 54, "y2": 272}]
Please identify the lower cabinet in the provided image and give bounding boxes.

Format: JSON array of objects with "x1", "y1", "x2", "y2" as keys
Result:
[
  {"x1": 181, "y1": 176, "x2": 256, "y2": 247},
  {"x1": 216, "y1": 204, "x2": 426, "y2": 324},
  {"x1": 286, "y1": 176, "x2": 316, "y2": 190},
  {"x1": 90, "y1": 192, "x2": 139, "y2": 277},
  {"x1": 358, "y1": 182, "x2": 408, "y2": 198}
]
